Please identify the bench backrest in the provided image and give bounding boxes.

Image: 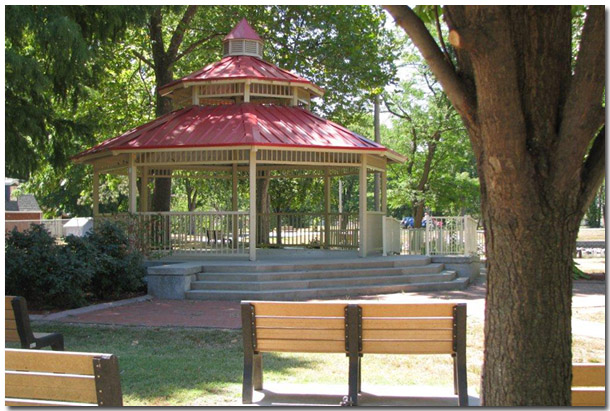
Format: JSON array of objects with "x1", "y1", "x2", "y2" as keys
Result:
[
  {"x1": 357, "y1": 303, "x2": 462, "y2": 355},
  {"x1": 243, "y1": 301, "x2": 349, "y2": 353},
  {"x1": 572, "y1": 363, "x2": 605, "y2": 406},
  {"x1": 5, "y1": 348, "x2": 123, "y2": 406},
  {"x1": 242, "y1": 301, "x2": 465, "y2": 355}
]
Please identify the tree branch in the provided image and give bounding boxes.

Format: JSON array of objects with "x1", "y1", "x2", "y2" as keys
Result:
[
  {"x1": 558, "y1": 5, "x2": 605, "y2": 155},
  {"x1": 383, "y1": 96, "x2": 413, "y2": 122},
  {"x1": 434, "y1": 6, "x2": 455, "y2": 71},
  {"x1": 383, "y1": 5, "x2": 477, "y2": 131},
  {"x1": 167, "y1": 5, "x2": 198, "y2": 61},
  {"x1": 132, "y1": 50, "x2": 153, "y2": 68},
  {"x1": 175, "y1": 33, "x2": 224, "y2": 62},
  {"x1": 578, "y1": 126, "x2": 605, "y2": 216},
  {"x1": 149, "y1": 7, "x2": 166, "y2": 65}
]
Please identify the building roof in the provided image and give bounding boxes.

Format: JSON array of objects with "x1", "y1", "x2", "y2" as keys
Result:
[
  {"x1": 224, "y1": 18, "x2": 262, "y2": 41},
  {"x1": 5, "y1": 194, "x2": 42, "y2": 213},
  {"x1": 159, "y1": 55, "x2": 323, "y2": 96},
  {"x1": 74, "y1": 104, "x2": 403, "y2": 160}
]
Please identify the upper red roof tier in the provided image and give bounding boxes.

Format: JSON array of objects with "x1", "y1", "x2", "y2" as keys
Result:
[
  {"x1": 159, "y1": 55, "x2": 323, "y2": 96},
  {"x1": 74, "y1": 104, "x2": 402, "y2": 160},
  {"x1": 224, "y1": 18, "x2": 262, "y2": 41}
]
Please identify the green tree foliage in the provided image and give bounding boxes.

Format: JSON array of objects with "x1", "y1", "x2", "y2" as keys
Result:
[{"x1": 585, "y1": 181, "x2": 605, "y2": 228}]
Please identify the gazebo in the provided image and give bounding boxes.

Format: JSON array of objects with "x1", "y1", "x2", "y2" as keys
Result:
[{"x1": 74, "y1": 19, "x2": 406, "y2": 261}]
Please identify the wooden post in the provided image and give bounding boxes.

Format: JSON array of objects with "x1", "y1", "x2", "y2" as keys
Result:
[
  {"x1": 128, "y1": 154, "x2": 137, "y2": 214},
  {"x1": 141, "y1": 167, "x2": 149, "y2": 212},
  {"x1": 244, "y1": 80, "x2": 251, "y2": 103},
  {"x1": 92, "y1": 169, "x2": 100, "y2": 216},
  {"x1": 192, "y1": 86, "x2": 200, "y2": 105},
  {"x1": 249, "y1": 149, "x2": 257, "y2": 261},
  {"x1": 373, "y1": 95, "x2": 381, "y2": 211},
  {"x1": 324, "y1": 168, "x2": 331, "y2": 249},
  {"x1": 233, "y1": 162, "x2": 239, "y2": 249},
  {"x1": 381, "y1": 169, "x2": 387, "y2": 213},
  {"x1": 359, "y1": 155, "x2": 368, "y2": 257},
  {"x1": 291, "y1": 86, "x2": 299, "y2": 107}
]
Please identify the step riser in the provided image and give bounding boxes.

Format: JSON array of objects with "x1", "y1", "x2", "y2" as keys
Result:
[
  {"x1": 200, "y1": 257, "x2": 432, "y2": 273},
  {"x1": 185, "y1": 278, "x2": 469, "y2": 301},
  {"x1": 198, "y1": 264, "x2": 444, "y2": 282},
  {"x1": 191, "y1": 272, "x2": 456, "y2": 291}
]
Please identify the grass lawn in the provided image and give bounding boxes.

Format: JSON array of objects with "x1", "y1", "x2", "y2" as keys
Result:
[{"x1": 11, "y1": 317, "x2": 603, "y2": 406}]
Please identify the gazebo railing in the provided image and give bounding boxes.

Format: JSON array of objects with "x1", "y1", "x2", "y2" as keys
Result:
[
  {"x1": 95, "y1": 211, "x2": 249, "y2": 256},
  {"x1": 256, "y1": 212, "x2": 359, "y2": 249}
]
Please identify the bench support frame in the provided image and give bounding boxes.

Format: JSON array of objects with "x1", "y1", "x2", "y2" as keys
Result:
[{"x1": 11, "y1": 296, "x2": 64, "y2": 351}]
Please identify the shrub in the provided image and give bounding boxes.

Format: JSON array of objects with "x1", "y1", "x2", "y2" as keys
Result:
[
  {"x1": 5, "y1": 220, "x2": 146, "y2": 309},
  {"x1": 85, "y1": 220, "x2": 146, "y2": 300},
  {"x1": 5, "y1": 224, "x2": 92, "y2": 309}
]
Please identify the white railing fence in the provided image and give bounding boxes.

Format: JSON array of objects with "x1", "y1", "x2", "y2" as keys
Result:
[
  {"x1": 96, "y1": 212, "x2": 249, "y2": 256},
  {"x1": 399, "y1": 215, "x2": 479, "y2": 256}
]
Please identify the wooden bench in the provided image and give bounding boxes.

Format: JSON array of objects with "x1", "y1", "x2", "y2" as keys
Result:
[
  {"x1": 5, "y1": 348, "x2": 123, "y2": 406},
  {"x1": 572, "y1": 363, "x2": 605, "y2": 406},
  {"x1": 6, "y1": 296, "x2": 64, "y2": 350},
  {"x1": 241, "y1": 301, "x2": 468, "y2": 406}
]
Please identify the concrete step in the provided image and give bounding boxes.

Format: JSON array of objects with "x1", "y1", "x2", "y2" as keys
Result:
[
  {"x1": 197, "y1": 263, "x2": 444, "y2": 282},
  {"x1": 191, "y1": 270, "x2": 456, "y2": 291},
  {"x1": 185, "y1": 277, "x2": 470, "y2": 301},
  {"x1": 198, "y1": 256, "x2": 432, "y2": 273}
]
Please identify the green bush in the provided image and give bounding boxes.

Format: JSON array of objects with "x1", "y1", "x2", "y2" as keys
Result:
[
  {"x1": 5, "y1": 224, "x2": 92, "y2": 309},
  {"x1": 86, "y1": 220, "x2": 146, "y2": 300},
  {"x1": 5, "y1": 221, "x2": 146, "y2": 309}
]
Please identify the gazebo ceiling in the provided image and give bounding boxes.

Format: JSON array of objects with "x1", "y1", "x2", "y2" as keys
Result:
[{"x1": 74, "y1": 103, "x2": 404, "y2": 163}]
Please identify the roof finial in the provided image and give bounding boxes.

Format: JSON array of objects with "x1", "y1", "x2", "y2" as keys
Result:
[{"x1": 223, "y1": 19, "x2": 263, "y2": 58}]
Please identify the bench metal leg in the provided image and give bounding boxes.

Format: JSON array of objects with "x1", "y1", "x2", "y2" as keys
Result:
[
  {"x1": 242, "y1": 349, "x2": 254, "y2": 404},
  {"x1": 454, "y1": 304, "x2": 468, "y2": 406},
  {"x1": 253, "y1": 353, "x2": 263, "y2": 390},
  {"x1": 348, "y1": 354, "x2": 359, "y2": 405},
  {"x1": 346, "y1": 304, "x2": 362, "y2": 406}
]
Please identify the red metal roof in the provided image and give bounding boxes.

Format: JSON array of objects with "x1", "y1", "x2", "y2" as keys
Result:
[
  {"x1": 224, "y1": 18, "x2": 262, "y2": 41},
  {"x1": 159, "y1": 56, "x2": 323, "y2": 95},
  {"x1": 74, "y1": 104, "x2": 390, "y2": 160}
]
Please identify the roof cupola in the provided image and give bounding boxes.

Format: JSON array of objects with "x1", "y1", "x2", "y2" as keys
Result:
[{"x1": 222, "y1": 18, "x2": 263, "y2": 59}]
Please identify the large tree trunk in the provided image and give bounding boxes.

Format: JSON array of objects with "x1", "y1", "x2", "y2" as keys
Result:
[{"x1": 384, "y1": 5, "x2": 605, "y2": 405}]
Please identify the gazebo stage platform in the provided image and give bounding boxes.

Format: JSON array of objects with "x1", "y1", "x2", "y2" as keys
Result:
[{"x1": 145, "y1": 251, "x2": 480, "y2": 301}]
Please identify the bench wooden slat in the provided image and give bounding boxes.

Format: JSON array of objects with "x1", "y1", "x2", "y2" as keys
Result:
[
  {"x1": 6, "y1": 349, "x2": 99, "y2": 375},
  {"x1": 250, "y1": 302, "x2": 347, "y2": 317},
  {"x1": 6, "y1": 316, "x2": 20, "y2": 342},
  {"x1": 5, "y1": 398, "x2": 97, "y2": 407},
  {"x1": 363, "y1": 328, "x2": 453, "y2": 340},
  {"x1": 6, "y1": 296, "x2": 15, "y2": 309},
  {"x1": 6, "y1": 308, "x2": 16, "y2": 320},
  {"x1": 362, "y1": 318, "x2": 453, "y2": 330},
  {"x1": 572, "y1": 388, "x2": 605, "y2": 406},
  {"x1": 256, "y1": 317, "x2": 344, "y2": 329},
  {"x1": 6, "y1": 372, "x2": 97, "y2": 404},
  {"x1": 573, "y1": 364, "x2": 605, "y2": 386},
  {"x1": 362, "y1": 340, "x2": 454, "y2": 354},
  {"x1": 257, "y1": 339, "x2": 346, "y2": 353},
  {"x1": 257, "y1": 328, "x2": 345, "y2": 341},
  {"x1": 360, "y1": 303, "x2": 454, "y2": 318}
]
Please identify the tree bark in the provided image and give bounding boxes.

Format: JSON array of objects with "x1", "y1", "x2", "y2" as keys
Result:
[{"x1": 384, "y1": 5, "x2": 605, "y2": 405}]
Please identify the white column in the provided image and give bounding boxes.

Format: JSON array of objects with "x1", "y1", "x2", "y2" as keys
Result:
[
  {"x1": 244, "y1": 80, "x2": 251, "y2": 103},
  {"x1": 192, "y1": 86, "x2": 200, "y2": 105},
  {"x1": 324, "y1": 168, "x2": 331, "y2": 249},
  {"x1": 141, "y1": 167, "x2": 149, "y2": 212},
  {"x1": 92, "y1": 169, "x2": 100, "y2": 216},
  {"x1": 381, "y1": 168, "x2": 387, "y2": 214},
  {"x1": 128, "y1": 154, "x2": 137, "y2": 213},
  {"x1": 249, "y1": 149, "x2": 257, "y2": 261},
  {"x1": 232, "y1": 162, "x2": 239, "y2": 249},
  {"x1": 359, "y1": 155, "x2": 368, "y2": 257}
]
